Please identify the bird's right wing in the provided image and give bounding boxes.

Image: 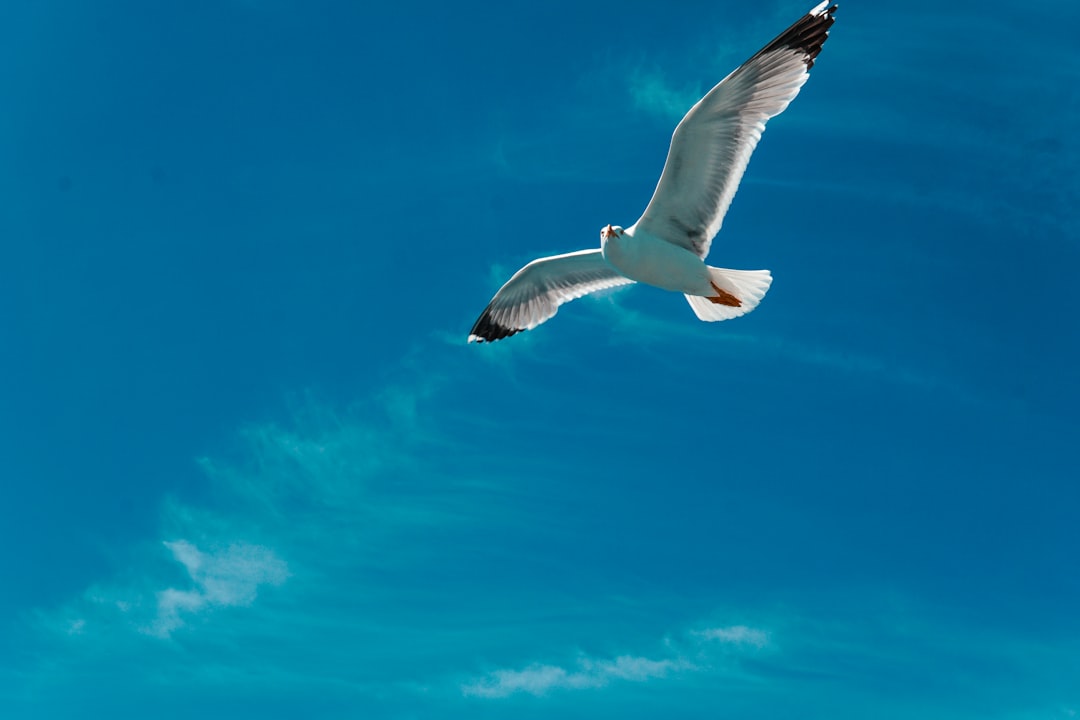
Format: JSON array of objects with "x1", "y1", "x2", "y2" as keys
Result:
[
  {"x1": 468, "y1": 249, "x2": 634, "y2": 342},
  {"x1": 633, "y1": 2, "x2": 837, "y2": 259}
]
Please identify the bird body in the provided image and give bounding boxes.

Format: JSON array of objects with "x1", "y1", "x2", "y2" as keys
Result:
[
  {"x1": 601, "y1": 225, "x2": 713, "y2": 297},
  {"x1": 468, "y1": 2, "x2": 837, "y2": 343}
]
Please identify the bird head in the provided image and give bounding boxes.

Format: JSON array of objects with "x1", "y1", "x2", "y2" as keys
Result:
[{"x1": 600, "y1": 224, "x2": 624, "y2": 245}]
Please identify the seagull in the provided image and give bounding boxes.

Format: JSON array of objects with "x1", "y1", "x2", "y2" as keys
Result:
[{"x1": 468, "y1": 2, "x2": 837, "y2": 343}]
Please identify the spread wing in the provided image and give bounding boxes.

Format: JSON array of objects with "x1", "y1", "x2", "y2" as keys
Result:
[
  {"x1": 468, "y1": 249, "x2": 634, "y2": 342},
  {"x1": 633, "y1": 2, "x2": 837, "y2": 259}
]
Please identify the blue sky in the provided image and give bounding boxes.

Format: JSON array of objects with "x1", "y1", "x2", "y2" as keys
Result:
[{"x1": 2, "y1": 1, "x2": 1078, "y2": 717}]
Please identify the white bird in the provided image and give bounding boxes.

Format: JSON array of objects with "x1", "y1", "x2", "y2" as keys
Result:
[{"x1": 469, "y1": 2, "x2": 837, "y2": 343}]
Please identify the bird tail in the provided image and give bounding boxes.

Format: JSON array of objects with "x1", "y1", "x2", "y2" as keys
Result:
[{"x1": 684, "y1": 267, "x2": 773, "y2": 322}]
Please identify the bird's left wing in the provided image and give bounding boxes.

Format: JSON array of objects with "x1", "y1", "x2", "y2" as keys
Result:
[
  {"x1": 633, "y1": 2, "x2": 837, "y2": 259},
  {"x1": 468, "y1": 249, "x2": 634, "y2": 342}
]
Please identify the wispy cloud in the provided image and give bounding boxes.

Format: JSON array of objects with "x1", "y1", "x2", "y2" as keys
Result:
[
  {"x1": 144, "y1": 540, "x2": 289, "y2": 638},
  {"x1": 694, "y1": 624, "x2": 770, "y2": 648},
  {"x1": 18, "y1": 341, "x2": 1080, "y2": 717},
  {"x1": 610, "y1": 5, "x2": 818, "y2": 126},
  {"x1": 28, "y1": 376, "x2": 516, "y2": 654},
  {"x1": 588, "y1": 292, "x2": 967, "y2": 396},
  {"x1": 626, "y1": 67, "x2": 703, "y2": 122},
  {"x1": 38, "y1": 539, "x2": 289, "y2": 643},
  {"x1": 462, "y1": 654, "x2": 688, "y2": 698},
  {"x1": 461, "y1": 622, "x2": 769, "y2": 699}
]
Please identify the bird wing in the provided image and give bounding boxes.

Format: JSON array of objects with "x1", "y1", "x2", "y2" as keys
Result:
[
  {"x1": 633, "y1": 2, "x2": 837, "y2": 259},
  {"x1": 468, "y1": 249, "x2": 634, "y2": 342}
]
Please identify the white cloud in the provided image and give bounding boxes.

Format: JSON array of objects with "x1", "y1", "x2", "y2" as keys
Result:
[
  {"x1": 591, "y1": 654, "x2": 686, "y2": 681},
  {"x1": 35, "y1": 540, "x2": 289, "y2": 643},
  {"x1": 461, "y1": 622, "x2": 771, "y2": 699},
  {"x1": 462, "y1": 654, "x2": 687, "y2": 698},
  {"x1": 150, "y1": 589, "x2": 204, "y2": 639},
  {"x1": 144, "y1": 540, "x2": 289, "y2": 639},
  {"x1": 694, "y1": 625, "x2": 769, "y2": 648},
  {"x1": 463, "y1": 664, "x2": 577, "y2": 698},
  {"x1": 33, "y1": 380, "x2": 465, "y2": 654}
]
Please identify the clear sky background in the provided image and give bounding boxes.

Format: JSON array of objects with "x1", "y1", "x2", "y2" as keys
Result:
[{"x1": 2, "y1": 1, "x2": 1078, "y2": 717}]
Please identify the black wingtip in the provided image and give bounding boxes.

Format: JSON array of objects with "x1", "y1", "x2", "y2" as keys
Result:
[
  {"x1": 468, "y1": 307, "x2": 521, "y2": 343},
  {"x1": 755, "y1": 3, "x2": 838, "y2": 70}
]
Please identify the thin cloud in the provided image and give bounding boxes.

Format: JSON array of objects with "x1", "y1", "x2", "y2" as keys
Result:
[
  {"x1": 607, "y1": 5, "x2": 810, "y2": 126},
  {"x1": 37, "y1": 540, "x2": 289, "y2": 644},
  {"x1": 590, "y1": 292, "x2": 964, "y2": 395},
  {"x1": 29, "y1": 378, "x2": 509, "y2": 653},
  {"x1": 462, "y1": 655, "x2": 688, "y2": 699},
  {"x1": 144, "y1": 541, "x2": 289, "y2": 638},
  {"x1": 461, "y1": 622, "x2": 769, "y2": 699},
  {"x1": 694, "y1": 625, "x2": 770, "y2": 648},
  {"x1": 626, "y1": 67, "x2": 702, "y2": 122},
  {"x1": 20, "y1": 340, "x2": 1078, "y2": 715}
]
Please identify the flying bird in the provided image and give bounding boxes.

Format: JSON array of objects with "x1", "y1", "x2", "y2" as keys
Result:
[{"x1": 469, "y1": 2, "x2": 837, "y2": 343}]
